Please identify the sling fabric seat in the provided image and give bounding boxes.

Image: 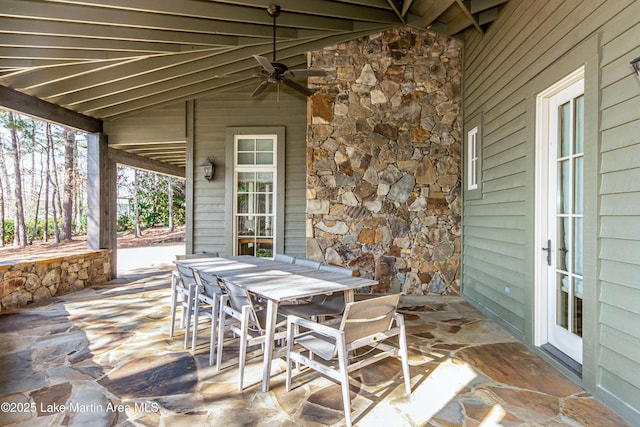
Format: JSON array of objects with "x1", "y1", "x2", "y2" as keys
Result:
[{"x1": 285, "y1": 294, "x2": 411, "y2": 427}]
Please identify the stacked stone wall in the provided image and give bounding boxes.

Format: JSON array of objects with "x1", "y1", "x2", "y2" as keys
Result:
[
  {"x1": 0, "y1": 250, "x2": 111, "y2": 312},
  {"x1": 307, "y1": 26, "x2": 462, "y2": 295}
]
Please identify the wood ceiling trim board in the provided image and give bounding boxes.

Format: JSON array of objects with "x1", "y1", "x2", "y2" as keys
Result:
[
  {"x1": 0, "y1": 0, "x2": 299, "y2": 39},
  {"x1": 0, "y1": 33, "x2": 189, "y2": 54},
  {"x1": 0, "y1": 17, "x2": 243, "y2": 47},
  {"x1": 208, "y1": 0, "x2": 399, "y2": 23},
  {"x1": 10, "y1": 50, "x2": 225, "y2": 94}
]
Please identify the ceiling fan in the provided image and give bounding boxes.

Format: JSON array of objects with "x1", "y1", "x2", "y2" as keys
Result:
[{"x1": 250, "y1": 4, "x2": 326, "y2": 97}]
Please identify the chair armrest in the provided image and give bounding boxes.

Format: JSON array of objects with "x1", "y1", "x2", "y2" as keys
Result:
[{"x1": 287, "y1": 314, "x2": 342, "y2": 339}]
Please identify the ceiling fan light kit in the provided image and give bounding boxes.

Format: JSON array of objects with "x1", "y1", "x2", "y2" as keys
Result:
[{"x1": 249, "y1": 4, "x2": 327, "y2": 98}]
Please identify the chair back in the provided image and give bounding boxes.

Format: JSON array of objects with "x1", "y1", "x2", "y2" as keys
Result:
[
  {"x1": 175, "y1": 253, "x2": 218, "y2": 280},
  {"x1": 221, "y1": 280, "x2": 263, "y2": 331},
  {"x1": 192, "y1": 269, "x2": 222, "y2": 298},
  {"x1": 294, "y1": 258, "x2": 322, "y2": 269},
  {"x1": 340, "y1": 294, "x2": 400, "y2": 344},
  {"x1": 318, "y1": 264, "x2": 354, "y2": 276},
  {"x1": 176, "y1": 252, "x2": 219, "y2": 260},
  {"x1": 274, "y1": 253, "x2": 296, "y2": 264}
]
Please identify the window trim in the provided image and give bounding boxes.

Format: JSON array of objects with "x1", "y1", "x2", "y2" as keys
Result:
[
  {"x1": 465, "y1": 114, "x2": 483, "y2": 199},
  {"x1": 226, "y1": 127, "x2": 285, "y2": 256},
  {"x1": 467, "y1": 126, "x2": 478, "y2": 190}
]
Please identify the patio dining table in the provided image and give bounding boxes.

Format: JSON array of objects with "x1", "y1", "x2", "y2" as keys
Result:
[{"x1": 174, "y1": 255, "x2": 378, "y2": 392}]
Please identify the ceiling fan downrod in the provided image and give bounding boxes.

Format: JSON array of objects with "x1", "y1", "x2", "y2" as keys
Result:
[{"x1": 267, "y1": 4, "x2": 281, "y2": 62}]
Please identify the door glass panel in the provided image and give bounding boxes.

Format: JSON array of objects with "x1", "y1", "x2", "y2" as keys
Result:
[
  {"x1": 237, "y1": 153, "x2": 254, "y2": 165},
  {"x1": 574, "y1": 157, "x2": 583, "y2": 214},
  {"x1": 256, "y1": 241, "x2": 273, "y2": 258},
  {"x1": 557, "y1": 218, "x2": 569, "y2": 272},
  {"x1": 237, "y1": 216, "x2": 254, "y2": 236},
  {"x1": 256, "y1": 138, "x2": 273, "y2": 151},
  {"x1": 573, "y1": 277, "x2": 583, "y2": 336},
  {"x1": 559, "y1": 102, "x2": 571, "y2": 157},
  {"x1": 256, "y1": 153, "x2": 273, "y2": 165},
  {"x1": 574, "y1": 96, "x2": 584, "y2": 154},
  {"x1": 559, "y1": 160, "x2": 571, "y2": 214},
  {"x1": 234, "y1": 135, "x2": 277, "y2": 257},
  {"x1": 573, "y1": 217, "x2": 583, "y2": 276},
  {"x1": 237, "y1": 138, "x2": 255, "y2": 152},
  {"x1": 557, "y1": 273, "x2": 570, "y2": 329}
]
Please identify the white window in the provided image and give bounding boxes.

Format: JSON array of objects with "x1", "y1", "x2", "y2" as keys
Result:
[
  {"x1": 467, "y1": 126, "x2": 479, "y2": 190},
  {"x1": 234, "y1": 134, "x2": 277, "y2": 257}
]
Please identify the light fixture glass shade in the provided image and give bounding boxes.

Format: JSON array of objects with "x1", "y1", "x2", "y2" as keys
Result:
[
  {"x1": 201, "y1": 157, "x2": 215, "y2": 181},
  {"x1": 632, "y1": 56, "x2": 640, "y2": 79}
]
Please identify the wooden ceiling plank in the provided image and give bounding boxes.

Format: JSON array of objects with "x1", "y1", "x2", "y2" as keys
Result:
[
  {"x1": 0, "y1": 33, "x2": 188, "y2": 54},
  {"x1": 0, "y1": 0, "x2": 298, "y2": 39},
  {"x1": 45, "y1": 0, "x2": 366, "y2": 32},
  {"x1": 453, "y1": 0, "x2": 483, "y2": 33},
  {"x1": 479, "y1": 8, "x2": 499, "y2": 26},
  {"x1": 385, "y1": 0, "x2": 406, "y2": 23},
  {"x1": 470, "y1": 0, "x2": 507, "y2": 14},
  {"x1": 208, "y1": 0, "x2": 399, "y2": 22},
  {"x1": 0, "y1": 47, "x2": 160, "y2": 61},
  {"x1": 0, "y1": 17, "x2": 243, "y2": 47},
  {"x1": 420, "y1": 0, "x2": 455, "y2": 28},
  {"x1": 4, "y1": 50, "x2": 223, "y2": 93}
]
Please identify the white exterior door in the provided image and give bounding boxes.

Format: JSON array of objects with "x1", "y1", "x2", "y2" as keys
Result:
[{"x1": 539, "y1": 77, "x2": 584, "y2": 364}]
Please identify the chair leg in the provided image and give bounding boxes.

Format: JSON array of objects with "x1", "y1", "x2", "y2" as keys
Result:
[
  {"x1": 337, "y1": 340, "x2": 352, "y2": 427},
  {"x1": 191, "y1": 294, "x2": 200, "y2": 351},
  {"x1": 398, "y1": 320, "x2": 412, "y2": 395},
  {"x1": 209, "y1": 295, "x2": 218, "y2": 366},
  {"x1": 184, "y1": 285, "x2": 194, "y2": 350},
  {"x1": 238, "y1": 306, "x2": 250, "y2": 391},
  {"x1": 169, "y1": 276, "x2": 178, "y2": 337},
  {"x1": 285, "y1": 322, "x2": 295, "y2": 392},
  {"x1": 216, "y1": 301, "x2": 226, "y2": 371}
]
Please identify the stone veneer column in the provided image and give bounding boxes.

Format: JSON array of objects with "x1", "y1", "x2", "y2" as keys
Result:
[{"x1": 306, "y1": 26, "x2": 462, "y2": 295}]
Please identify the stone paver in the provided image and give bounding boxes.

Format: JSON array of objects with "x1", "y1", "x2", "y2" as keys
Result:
[{"x1": 0, "y1": 263, "x2": 631, "y2": 427}]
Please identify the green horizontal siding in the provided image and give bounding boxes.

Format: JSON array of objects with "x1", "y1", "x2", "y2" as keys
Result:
[
  {"x1": 193, "y1": 88, "x2": 307, "y2": 257},
  {"x1": 463, "y1": 0, "x2": 640, "y2": 422}
]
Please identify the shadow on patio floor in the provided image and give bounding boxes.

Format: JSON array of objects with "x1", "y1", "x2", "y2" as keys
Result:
[{"x1": 0, "y1": 262, "x2": 631, "y2": 427}]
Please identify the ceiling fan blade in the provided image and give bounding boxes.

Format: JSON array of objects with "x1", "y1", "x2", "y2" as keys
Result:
[
  {"x1": 253, "y1": 55, "x2": 275, "y2": 74},
  {"x1": 285, "y1": 69, "x2": 327, "y2": 78},
  {"x1": 251, "y1": 80, "x2": 271, "y2": 97},
  {"x1": 282, "y1": 78, "x2": 315, "y2": 97}
]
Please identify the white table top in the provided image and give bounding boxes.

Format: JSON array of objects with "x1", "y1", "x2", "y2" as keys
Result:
[{"x1": 174, "y1": 256, "x2": 377, "y2": 302}]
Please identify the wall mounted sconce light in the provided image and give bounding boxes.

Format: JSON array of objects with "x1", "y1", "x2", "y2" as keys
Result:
[
  {"x1": 632, "y1": 56, "x2": 640, "y2": 80},
  {"x1": 201, "y1": 157, "x2": 215, "y2": 181}
]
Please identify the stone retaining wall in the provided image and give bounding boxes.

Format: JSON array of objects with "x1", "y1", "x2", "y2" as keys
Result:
[
  {"x1": 0, "y1": 250, "x2": 111, "y2": 312},
  {"x1": 307, "y1": 26, "x2": 462, "y2": 295}
]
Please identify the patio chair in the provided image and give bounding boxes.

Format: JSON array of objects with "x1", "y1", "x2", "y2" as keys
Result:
[
  {"x1": 191, "y1": 269, "x2": 224, "y2": 365},
  {"x1": 170, "y1": 252, "x2": 219, "y2": 349},
  {"x1": 285, "y1": 294, "x2": 411, "y2": 427},
  {"x1": 216, "y1": 279, "x2": 287, "y2": 391},
  {"x1": 274, "y1": 253, "x2": 296, "y2": 264},
  {"x1": 278, "y1": 264, "x2": 355, "y2": 320},
  {"x1": 294, "y1": 258, "x2": 322, "y2": 269}
]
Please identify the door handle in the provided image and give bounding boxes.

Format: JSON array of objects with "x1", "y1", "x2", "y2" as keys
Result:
[{"x1": 542, "y1": 239, "x2": 551, "y2": 266}]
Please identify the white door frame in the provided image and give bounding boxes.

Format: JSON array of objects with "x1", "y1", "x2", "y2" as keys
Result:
[{"x1": 534, "y1": 66, "x2": 585, "y2": 349}]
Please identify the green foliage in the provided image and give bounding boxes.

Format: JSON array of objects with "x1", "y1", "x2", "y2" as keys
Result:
[
  {"x1": 116, "y1": 167, "x2": 186, "y2": 231},
  {"x1": 117, "y1": 214, "x2": 135, "y2": 232},
  {"x1": 2, "y1": 220, "x2": 14, "y2": 245}
]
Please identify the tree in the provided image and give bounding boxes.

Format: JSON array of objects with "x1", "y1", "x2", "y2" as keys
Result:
[
  {"x1": 62, "y1": 128, "x2": 75, "y2": 240},
  {"x1": 7, "y1": 112, "x2": 28, "y2": 247},
  {"x1": 133, "y1": 169, "x2": 141, "y2": 237},
  {"x1": 168, "y1": 177, "x2": 174, "y2": 232}
]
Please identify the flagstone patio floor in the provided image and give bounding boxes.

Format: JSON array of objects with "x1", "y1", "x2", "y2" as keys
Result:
[{"x1": 0, "y1": 262, "x2": 632, "y2": 427}]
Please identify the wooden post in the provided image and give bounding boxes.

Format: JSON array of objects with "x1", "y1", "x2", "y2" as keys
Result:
[{"x1": 87, "y1": 133, "x2": 117, "y2": 277}]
